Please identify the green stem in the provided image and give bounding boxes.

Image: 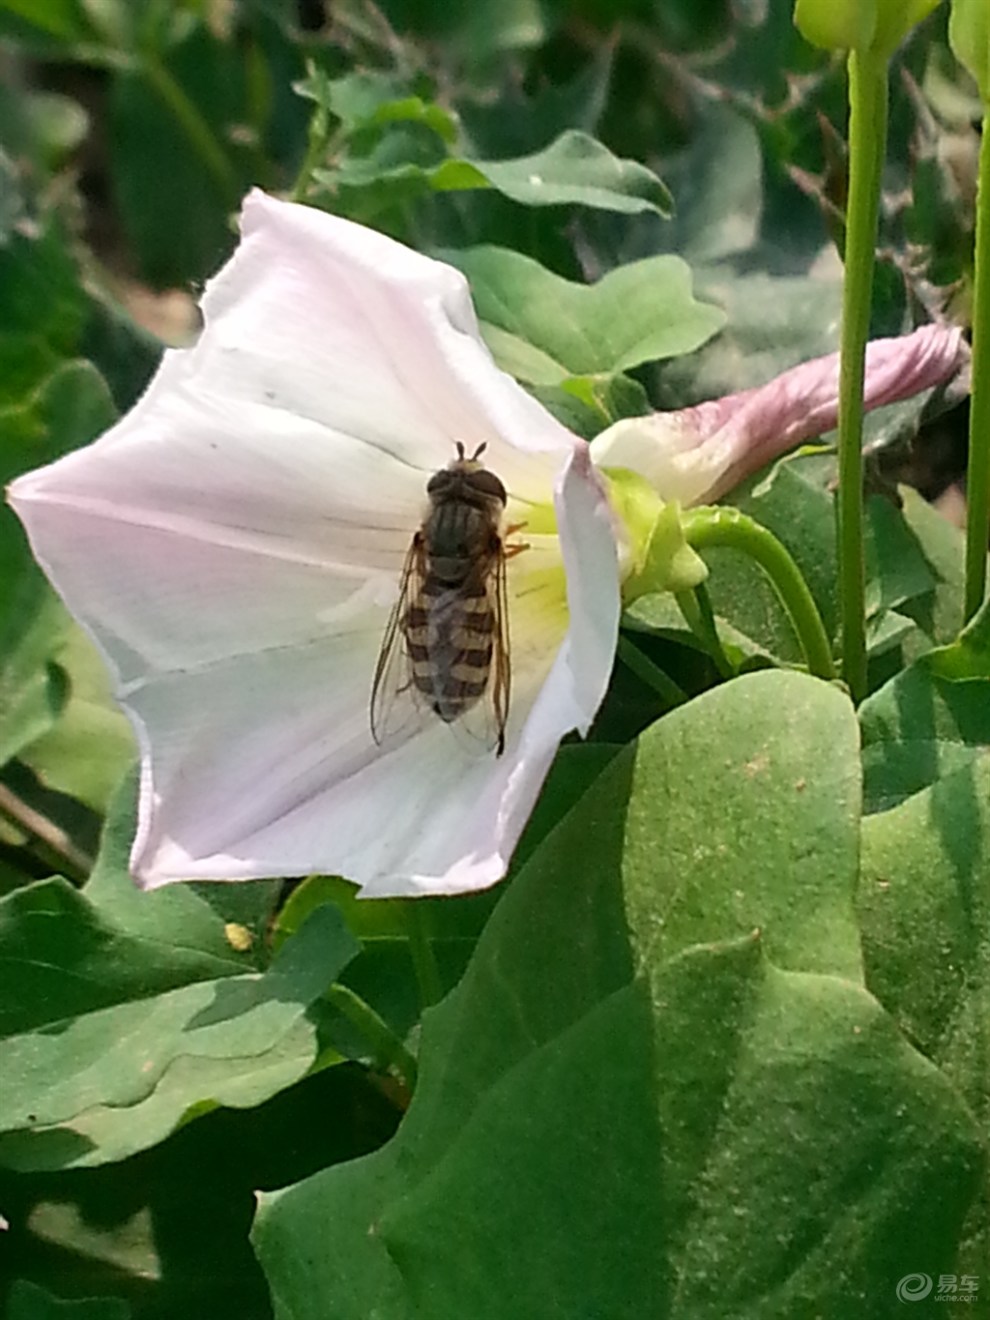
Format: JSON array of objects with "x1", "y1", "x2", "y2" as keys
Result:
[
  {"x1": 0, "y1": 782, "x2": 93, "y2": 881},
  {"x1": 616, "y1": 634, "x2": 688, "y2": 706},
  {"x1": 676, "y1": 585, "x2": 734, "y2": 679},
  {"x1": 327, "y1": 984, "x2": 418, "y2": 1091},
  {"x1": 965, "y1": 115, "x2": 990, "y2": 623},
  {"x1": 406, "y1": 900, "x2": 444, "y2": 1009},
  {"x1": 291, "y1": 109, "x2": 336, "y2": 204},
  {"x1": 837, "y1": 50, "x2": 888, "y2": 701},
  {"x1": 681, "y1": 506, "x2": 837, "y2": 682},
  {"x1": 142, "y1": 57, "x2": 240, "y2": 206}
]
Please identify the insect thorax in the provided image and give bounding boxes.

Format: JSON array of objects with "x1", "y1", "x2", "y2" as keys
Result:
[{"x1": 423, "y1": 495, "x2": 500, "y2": 581}]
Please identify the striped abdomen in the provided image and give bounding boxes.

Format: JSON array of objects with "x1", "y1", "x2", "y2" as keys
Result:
[{"x1": 403, "y1": 573, "x2": 495, "y2": 722}]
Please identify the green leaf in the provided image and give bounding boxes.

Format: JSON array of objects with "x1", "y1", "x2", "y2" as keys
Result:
[
  {"x1": 0, "y1": 225, "x2": 86, "y2": 407},
  {"x1": 254, "y1": 673, "x2": 981, "y2": 1318},
  {"x1": 859, "y1": 754, "x2": 990, "y2": 1121},
  {"x1": 321, "y1": 130, "x2": 674, "y2": 219},
  {"x1": 439, "y1": 245, "x2": 724, "y2": 382},
  {"x1": 896, "y1": 488, "x2": 968, "y2": 646},
  {"x1": 0, "y1": 583, "x2": 68, "y2": 768},
  {"x1": 15, "y1": 611, "x2": 135, "y2": 814},
  {"x1": 83, "y1": 767, "x2": 279, "y2": 955},
  {"x1": 0, "y1": 904, "x2": 357, "y2": 1170},
  {"x1": 658, "y1": 267, "x2": 844, "y2": 407},
  {"x1": 728, "y1": 452, "x2": 936, "y2": 657},
  {"x1": 859, "y1": 660, "x2": 990, "y2": 812},
  {"x1": 0, "y1": 0, "x2": 94, "y2": 43},
  {"x1": 0, "y1": 874, "x2": 252, "y2": 1039},
  {"x1": 6, "y1": 1279, "x2": 129, "y2": 1320},
  {"x1": 306, "y1": 70, "x2": 458, "y2": 144},
  {"x1": 0, "y1": 770, "x2": 278, "y2": 1040},
  {"x1": 923, "y1": 595, "x2": 990, "y2": 680},
  {"x1": 109, "y1": 31, "x2": 247, "y2": 286},
  {"x1": 1, "y1": 362, "x2": 134, "y2": 813},
  {"x1": 529, "y1": 372, "x2": 651, "y2": 439},
  {"x1": 456, "y1": 131, "x2": 673, "y2": 215}
]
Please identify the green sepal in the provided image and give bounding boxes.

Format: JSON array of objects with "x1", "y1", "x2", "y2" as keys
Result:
[
  {"x1": 794, "y1": 0, "x2": 941, "y2": 57},
  {"x1": 602, "y1": 466, "x2": 708, "y2": 603}
]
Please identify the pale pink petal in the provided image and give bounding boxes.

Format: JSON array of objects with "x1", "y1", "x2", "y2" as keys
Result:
[{"x1": 590, "y1": 324, "x2": 966, "y2": 505}]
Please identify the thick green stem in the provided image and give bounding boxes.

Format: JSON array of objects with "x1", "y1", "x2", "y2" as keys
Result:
[
  {"x1": 837, "y1": 50, "x2": 888, "y2": 701},
  {"x1": 681, "y1": 506, "x2": 836, "y2": 681},
  {"x1": 406, "y1": 900, "x2": 444, "y2": 1009},
  {"x1": 142, "y1": 57, "x2": 240, "y2": 206},
  {"x1": 965, "y1": 117, "x2": 990, "y2": 623},
  {"x1": 327, "y1": 984, "x2": 418, "y2": 1091}
]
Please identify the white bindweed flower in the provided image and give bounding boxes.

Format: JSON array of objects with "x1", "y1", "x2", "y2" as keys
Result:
[
  {"x1": 8, "y1": 190, "x2": 966, "y2": 900},
  {"x1": 591, "y1": 322, "x2": 966, "y2": 506},
  {"x1": 9, "y1": 190, "x2": 620, "y2": 897}
]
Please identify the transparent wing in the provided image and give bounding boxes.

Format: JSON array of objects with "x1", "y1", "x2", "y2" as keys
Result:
[
  {"x1": 490, "y1": 540, "x2": 511, "y2": 756},
  {"x1": 369, "y1": 532, "x2": 429, "y2": 745}
]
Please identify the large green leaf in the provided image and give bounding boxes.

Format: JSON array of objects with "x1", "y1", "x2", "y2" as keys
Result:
[
  {"x1": 859, "y1": 754, "x2": 989, "y2": 1118},
  {"x1": 253, "y1": 674, "x2": 981, "y2": 1316},
  {"x1": 438, "y1": 244, "x2": 724, "y2": 384},
  {"x1": 859, "y1": 659, "x2": 990, "y2": 813},
  {"x1": 0, "y1": 902, "x2": 356, "y2": 1171}
]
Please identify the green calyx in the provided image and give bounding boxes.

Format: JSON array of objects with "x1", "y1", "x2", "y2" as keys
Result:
[
  {"x1": 601, "y1": 466, "x2": 708, "y2": 604},
  {"x1": 794, "y1": 0, "x2": 940, "y2": 58}
]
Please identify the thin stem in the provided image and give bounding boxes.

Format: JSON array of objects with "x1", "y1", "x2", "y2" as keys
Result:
[
  {"x1": 405, "y1": 900, "x2": 444, "y2": 1009},
  {"x1": 675, "y1": 585, "x2": 734, "y2": 679},
  {"x1": 291, "y1": 103, "x2": 336, "y2": 203},
  {"x1": 0, "y1": 782, "x2": 93, "y2": 880},
  {"x1": 681, "y1": 506, "x2": 837, "y2": 682},
  {"x1": 327, "y1": 983, "x2": 418, "y2": 1091},
  {"x1": 965, "y1": 117, "x2": 990, "y2": 623},
  {"x1": 142, "y1": 57, "x2": 240, "y2": 206},
  {"x1": 837, "y1": 50, "x2": 888, "y2": 701},
  {"x1": 616, "y1": 634, "x2": 688, "y2": 706}
]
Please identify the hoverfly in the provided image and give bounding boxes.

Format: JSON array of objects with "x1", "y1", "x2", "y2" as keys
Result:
[{"x1": 370, "y1": 442, "x2": 520, "y2": 756}]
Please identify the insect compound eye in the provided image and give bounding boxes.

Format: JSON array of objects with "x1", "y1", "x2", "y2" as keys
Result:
[
  {"x1": 468, "y1": 468, "x2": 507, "y2": 503},
  {"x1": 426, "y1": 469, "x2": 452, "y2": 496}
]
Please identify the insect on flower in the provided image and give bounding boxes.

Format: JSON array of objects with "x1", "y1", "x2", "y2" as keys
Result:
[{"x1": 371, "y1": 441, "x2": 526, "y2": 756}]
